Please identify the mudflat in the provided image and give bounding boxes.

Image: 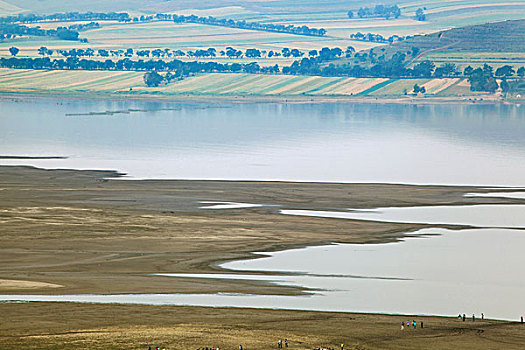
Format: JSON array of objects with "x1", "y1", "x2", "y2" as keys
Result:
[{"x1": 1, "y1": 165, "x2": 524, "y2": 349}]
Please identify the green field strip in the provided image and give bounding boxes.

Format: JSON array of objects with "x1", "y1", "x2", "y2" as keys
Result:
[
  {"x1": 68, "y1": 72, "x2": 139, "y2": 90},
  {"x1": 0, "y1": 69, "x2": 37, "y2": 81},
  {"x1": 208, "y1": 74, "x2": 265, "y2": 94},
  {"x1": 213, "y1": 75, "x2": 274, "y2": 94},
  {"x1": 0, "y1": 70, "x2": 62, "y2": 87},
  {"x1": 194, "y1": 75, "x2": 256, "y2": 94},
  {"x1": 164, "y1": 74, "x2": 248, "y2": 94},
  {"x1": 258, "y1": 76, "x2": 307, "y2": 94},
  {"x1": 57, "y1": 72, "x2": 135, "y2": 90},
  {"x1": 185, "y1": 74, "x2": 253, "y2": 94},
  {"x1": 306, "y1": 77, "x2": 348, "y2": 94},
  {"x1": 274, "y1": 76, "x2": 322, "y2": 94},
  {"x1": 313, "y1": 78, "x2": 358, "y2": 95},
  {"x1": 280, "y1": 76, "x2": 338, "y2": 95},
  {"x1": 239, "y1": 75, "x2": 293, "y2": 94},
  {"x1": 358, "y1": 79, "x2": 396, "y2": 96},
  {"x1": 436, "y1": 79, "x2": 471, "y2": 96},
  {"x1": 369, "y1": 79, "x2": 430, "y2": 96},
  {"x1": 88, "y1": 74, "x2": 144, "y2": 92}
]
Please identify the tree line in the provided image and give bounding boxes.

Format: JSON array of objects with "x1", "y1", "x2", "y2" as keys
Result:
[
  {"x1": 168, "y1": 14, "x2": 326, "y2": 36},
  {"x1": 0, "y1": 11, "x2": 326, "y2": 37},
  {"x1": 0, "y1": 12, "x2": 130, "y2": 24},
  {"x1": 350, "y1": 32, "x2": 421, "y2": 44},
  {"x1": 1, "y1": 53, "x2": 523, "y2": 93},
  {"x1": 18, "y1": 45, "x2": 353, "y2": 60},
  {"x1": 0, "y1": 23, "x2": 84, "y2": 41},
  {"x1": 348, "y1": 5, "x2": 401, "y2": 20}
]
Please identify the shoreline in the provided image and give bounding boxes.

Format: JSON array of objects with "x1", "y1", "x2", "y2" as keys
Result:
[
  {"x1": 0, "y1": 89, "x2": 515, "y2": 106},
  {"x1": 1, "y1": 165, "x2": 525, "y2": 349}
]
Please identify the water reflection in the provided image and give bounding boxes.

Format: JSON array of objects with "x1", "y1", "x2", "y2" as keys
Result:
[{"x1": 1, "y1": 99, "x2": 524, "y2": 185}]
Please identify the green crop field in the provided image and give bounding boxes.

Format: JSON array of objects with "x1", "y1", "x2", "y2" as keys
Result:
[
  {"x1": 0, "y1": 68, "x2": 478, "y2": 97},
  {"x1": 0, "y1": 68, "x2": 144, "y2": 93}
]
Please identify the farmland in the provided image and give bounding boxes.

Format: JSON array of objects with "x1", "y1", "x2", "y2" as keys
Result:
[
  {"x1": 0, "y1": 1, "x2": 524, "y2": 99},
  {"x1": 0, "y1": 68, "x2": 476, "y2": 98}
]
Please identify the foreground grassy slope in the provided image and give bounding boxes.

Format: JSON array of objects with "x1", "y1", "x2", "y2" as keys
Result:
[{"x1": 2, "y1": 302, "x2": 525, "y2": 350}]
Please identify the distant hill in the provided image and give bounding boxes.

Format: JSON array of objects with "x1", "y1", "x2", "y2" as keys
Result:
[{"x1": 391, "y1": 19, "x2": 525, "y2": 54}]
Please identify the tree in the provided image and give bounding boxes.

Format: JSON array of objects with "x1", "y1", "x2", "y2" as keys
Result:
[
  {"x1": 415, "y1": 8, "x2": 426, "y2": 21},
  {"x1": 347, "y1": 10, "x2": 354, "y2": 19},
  {"x1": 9, "y1": 46, "x2": 19, "y2": 56},
  {"x1": 464, "y1": 65, "x2": 474, "y2": 76},
  {"x1": 495, "y1": 65, "x2": 515, "y2": 77},
  {"x1": 469, "y1": 67, "x2": 499, "y2": 92},
  {"x1": 517, "y1": 66, "x2": 525, "y2": 78},
  {"x1": 434, "y1": 63, "x2": 457, "y2": 77},
  {"x1": 143, "y1": 71, "x2": 163, "y2": 87},
  {"x1": 412, "y1": 60, "x2": 435, "y2": 77},
  {"x1": 410, "y1": 47, "x2": 420, "y2": 58},
  {"x1": 38, "y1": 47, "x2": 46, "y2": 56},
  {"x1": 345, "y1": 46, "x2": 355, "y2": 57},
  {"x1": 413, "y1": 84, "x2": 425, "y2": 94},
  {"x1": 500, "y1": 78, "x2": 510, "y2": 94}
]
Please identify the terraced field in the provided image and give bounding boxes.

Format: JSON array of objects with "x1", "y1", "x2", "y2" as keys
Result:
[
  {"x1": 0, "y1": 68, "x2": 143, "y2": 93},
  {"x1": 419, "y1": 52, "x2": 525, "y2": 70},
  {"x1": 369, "y1": 77, "x2": 473, "y2": 96},
  {"x1": 0, "y1": 68, "x2": 473, "y2": 97}
]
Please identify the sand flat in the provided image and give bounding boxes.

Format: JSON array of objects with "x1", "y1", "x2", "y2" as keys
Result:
[{"x1": 0, "y1": 279, "x2": 63, "y2": 290}]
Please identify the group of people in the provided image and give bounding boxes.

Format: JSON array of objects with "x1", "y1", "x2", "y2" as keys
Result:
[
  {"x1": 277, "y1": 339, "x2": 289, "y2": 348},
  {"x1": 401, "y1": 320, "x2": 423, "y2": 330},
  {"x1": 196, "y1": 347, "x2": 219, "y2": 350},
  {"x1": 458, "y1": 313, "x2": 484, "y2": 322}
]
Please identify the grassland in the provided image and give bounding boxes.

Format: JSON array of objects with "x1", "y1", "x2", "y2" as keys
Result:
[
  {"x1": 3, "y1": 302, "x2": 525, "y2": 350},
  {"x1": 1, "y1": 165, "x2": 525, "y2": 349}
]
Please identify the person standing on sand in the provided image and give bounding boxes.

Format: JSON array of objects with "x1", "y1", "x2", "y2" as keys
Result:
[
  {"x1": 421, "y1": 321, "x2": 424, "y2": 328},
  {"x1": 521, "y1": 316, "x2": 523, "y2": 324},
  {"x1": 340, "y1": 343, "x2": 344, "y2": 350},
  {"x1": 413, "y1": 320, "x2": 417, "y2": 329},
  {"x1": 401, "y1": 322, "x2": 404, "y2": 330},
  {"x1": 285, "y1": 339, "x2": 288, "y2": 348},
  {"x1": 472, "y1": 314, "x2": 475, "y2": 322},
  {"x1": 239, "y1": 345, "x2": 243, "y2": 350},
  {"x1": 462, "y1": 314, "x2": 466, "y2": 322},
  {"x1": 481, "y1": 313, "x2": 484, "y2": 320}
]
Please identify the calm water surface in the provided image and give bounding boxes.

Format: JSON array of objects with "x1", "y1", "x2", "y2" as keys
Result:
[
  {"x1": 2, "y1": 98, "x2": 525, "y2": 319},
  {"x1": 2, "y1": 228, "x2": 524, "y2": 320},
  {"x1": 1, "y1": 98, "x2": 525, "y2": 185}
]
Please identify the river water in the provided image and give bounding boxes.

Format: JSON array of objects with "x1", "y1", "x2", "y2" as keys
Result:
[
  {"x1": 1, "y1": 98, "x2": 525, "y2": 185},
  {"x1": 1, "y1": 98, "x2": 525, "y2": 319}
]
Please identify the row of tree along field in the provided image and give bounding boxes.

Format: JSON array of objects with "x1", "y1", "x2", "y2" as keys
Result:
[
  {"x1": 0, "y1": 22, "x2": 99, "y2": 42},
  {"x1": 13, "y1": 46, "x2": 357, "y2": 60},
  {"x1": 1, "y1": 52, "x2": 523, "y2": 92},
  {"x1": 0, "y1": 11, "x2": 326, "y2": 37},
  {"x1": 347, "y1": 5, "x2": 426, "y2": 21},
  {"x1": 350, "y1": 32, "x2": 422, "y2": 44}
]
